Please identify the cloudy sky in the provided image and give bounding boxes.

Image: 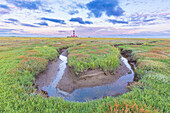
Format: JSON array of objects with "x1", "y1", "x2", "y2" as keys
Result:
[{"x1": 0, "y1": 0, "x2": 170, "y2": 37}]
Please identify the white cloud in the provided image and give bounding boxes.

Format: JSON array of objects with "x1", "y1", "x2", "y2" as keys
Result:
[{"x1": 0, "y1": 0, "x2": 170, "y2": 37}]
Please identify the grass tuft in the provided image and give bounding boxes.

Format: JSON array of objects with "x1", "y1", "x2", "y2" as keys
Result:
[{"x1": 68, "y1": 42, "x2": 120, "y2": 75}]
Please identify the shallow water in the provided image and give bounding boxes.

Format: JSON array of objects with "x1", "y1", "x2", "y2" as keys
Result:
[
  {"x1": 42, "y1": 53, "x2": 135, "y2": 102},
  {"x1": 51, "y1": 55, "x2": 67, "y2": 87}
]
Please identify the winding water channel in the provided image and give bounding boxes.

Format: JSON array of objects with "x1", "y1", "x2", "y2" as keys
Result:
[{"x1": 41, "y1": 50, "x2": 135, "y2": 102}]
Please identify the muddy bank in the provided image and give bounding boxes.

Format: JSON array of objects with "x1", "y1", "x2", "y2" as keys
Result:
[
  {"x1": 116, "y1": 47, "x2": 138, "y2": 81},
  {"x1": 57, "y1": 59, "x2": 130, "y2": 93},
  {"x1": 35, "y1": 49, "x2": 68, "y2": 91},
  {"x1": 36, "y1": 61, "x2": 59, "y2": 90}
]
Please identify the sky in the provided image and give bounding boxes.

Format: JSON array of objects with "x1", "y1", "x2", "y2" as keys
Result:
[{"x1": 0, "y1": 0, "x2": 170, "y2": 37}]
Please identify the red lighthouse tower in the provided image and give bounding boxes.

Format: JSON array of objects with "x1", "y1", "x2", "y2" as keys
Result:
[{"x1": 71, "y1": 30, "x2": 77, "y2": 38}]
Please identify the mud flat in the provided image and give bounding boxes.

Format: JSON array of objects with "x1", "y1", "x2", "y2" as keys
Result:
[{"x1": 36, "y1": 49, "x2": 135, "y2": 102}]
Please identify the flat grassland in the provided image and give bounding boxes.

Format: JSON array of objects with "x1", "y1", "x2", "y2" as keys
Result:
[{"x1": 0, "y1": 37, "x2": 169, "y2": 112}]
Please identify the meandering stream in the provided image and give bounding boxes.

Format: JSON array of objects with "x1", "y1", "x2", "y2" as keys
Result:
[{"x1": 40, "y1": 50, "x2": 135, "y2": 102}]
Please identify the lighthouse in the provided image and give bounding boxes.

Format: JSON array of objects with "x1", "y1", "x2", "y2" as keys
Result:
[{"x1": 71, "y1": 30, "x2": 77, "y2": 38}]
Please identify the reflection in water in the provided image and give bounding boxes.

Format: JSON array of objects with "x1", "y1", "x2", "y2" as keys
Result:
[
  {"x1": 51, "y1": 55, "x2": 67, "y2": 87},
  {"x1": 43, "y1": 54, "x2": 135, "y2": 102}
]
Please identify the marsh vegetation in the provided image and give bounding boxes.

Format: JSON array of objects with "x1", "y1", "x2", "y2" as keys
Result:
[{"x1": 0, "y1": 37, "x2": 169, "y2": 112}]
